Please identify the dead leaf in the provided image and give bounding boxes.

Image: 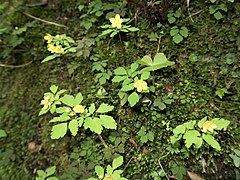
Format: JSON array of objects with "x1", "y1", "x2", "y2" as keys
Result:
[{"x1": 187, "y1": 171, "x2": 205, "y2": 180}]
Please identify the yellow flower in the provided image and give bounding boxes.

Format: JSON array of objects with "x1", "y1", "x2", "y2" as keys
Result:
[
  {"x1": 41, "y1": 96, "x2": 51, "y2": 109},
  {"x1": 134, "y1": 80, "x2": 148, "y2": 92},
  {"x1": 104, "y1": 175, "x2": 114, "y2": 180},
  {"x1": 202, "y1": 121, "x2": 217, "y2": 132},
  {"x1": 109, "y1": 14, "x2": 123, "y2": 29},
  {"x1": 48, "y1": 44, "x2": 57, "y2": 53},
  {"x1": 73, "y1": 105, "x2": 84, "y2": 113},
  {"x1": 54, "y1": 45, "x2": 64, "y2": 53},
  {"x1": 44, "y1": 34, "x2": 53, "y2": 43}
]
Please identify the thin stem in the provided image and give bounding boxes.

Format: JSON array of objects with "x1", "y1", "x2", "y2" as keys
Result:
[
  {"x1": 98, "y1": 134, "x2": 108, "y2": 148},
  {"x1": 0, "y1": 61, "x2": 32, "y2": 68},
  {"x1": 118, "y1": 32, "x2": 123, "y2": 46},
  {"x1": 158, "y1": 152, "x2": 170, "y2": 180},
  {"x1": 156, "y1": 35, "x2": 161, "y2": 53},
  {"x1": 22, "y1": 12, "x2": 67, "y2": 28}
]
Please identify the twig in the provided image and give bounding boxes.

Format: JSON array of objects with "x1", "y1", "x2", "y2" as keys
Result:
[
  {"x1": 22, "y1": 12, "x2": 67, "y2": 28},
  {"x1": 123, "y1": 156, "x2": 134, "y2": 171},
  {"x1": 187, "y1": 9, "x2": 204, "y2": 20},
  {"x1": 158, "y1": 152, "x2": 170, "y2": 180},
  {"x1": 98, "y1": 134, "x2": 108, "y2": 148},
  {"x1": 156, "y1": 35, "x2": 161, "y2": 53},
  {"x1": 0, "y1": 61, "x2": 33, "y2": 68},
  {"x1": 126, "y1": 9, "x2": 140, "y2": 25}
]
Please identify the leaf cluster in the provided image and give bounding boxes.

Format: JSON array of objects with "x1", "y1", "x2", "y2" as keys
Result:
[
  {"x1": 170, "y1": 117, "x2": 230, "y2": 151},
  {"x1": 88, "y1": 156, "x2": 127, "y2": 180}
]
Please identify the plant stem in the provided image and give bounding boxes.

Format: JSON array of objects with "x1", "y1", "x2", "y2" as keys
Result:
[
  {"x1": 98, "y1": 134, "x2": 108, "y2": 148},
  {"x1": 158, "y1": 153, "x2": 170, "y2": 180},
  {"x1": 118, "y1": 33, "x2": 123, "y2": 46}
]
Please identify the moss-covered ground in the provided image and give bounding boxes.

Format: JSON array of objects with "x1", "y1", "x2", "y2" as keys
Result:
[{"x1": 0, "y1": 0, "x2": 239, "y2": 179}]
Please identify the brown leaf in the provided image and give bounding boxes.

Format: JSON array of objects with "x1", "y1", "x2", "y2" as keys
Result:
[{"x1": 187, "y1": 171, "x2": 205, "y2": 180}]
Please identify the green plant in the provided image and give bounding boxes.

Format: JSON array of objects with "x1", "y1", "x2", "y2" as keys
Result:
[
  {"x1": 42, "y1": 34, "x2": 76, "y2": 62},
  {"x1": 170, "y1": 117, "x2": 230, "y2": 151},
  {"x1": 0, "y1": 129, "x2": 7, "y2": 138},
  {"x1": 153, "y1": 93, "x2": 176, "y2": 110},
  {"x1": 79, "y1": 0, "x2": 127, "y2": 31},
  {"x1": 92, "y1": 61, "x2": 112, "y2": 85},
  {"x1": 209, "y1": 3, "x2": 228, "y2": 20},
  {"x1": 229, "y1": 149, "x2": 240, "y2": 168},
  {"x1": 170, "y1": 163, "x2": 186, "y2": 180},
  {"x1": 39, "y1": 85, "x2": 117, "y2": 141},
  {"x1": 167, "y1": 9, "x2": 181, "y2": 24},
  {"x1": 100, "y1": 14, "x2": 139, "y2": 39},
  {"x1": 75, "y1": 37, "x2": 95, "y2": 58},
  {"x1": 137, "y1": 127, "x2": 154, "y2": 144},
  {"x1": 137, "y1": 53, "x2": 175, "y2": 73},
  {"x1": 112, "y1": 63, "x2": 150, "y2": 107},
  {"x1": 215, "y1": 88, "x2": 228, "y2": 99},
  {"x1": 0, "y1": 26, "x2": 27, "y2": 60},
  {"x1": 36, "y1": 166, "x2": 58, "y2": 180},
  {"x1": 170, "y1": 26, "x2": 188, "y2": 44},
  {"x1": 88, "y1": 156, "x2": 127, "y2": 180}
]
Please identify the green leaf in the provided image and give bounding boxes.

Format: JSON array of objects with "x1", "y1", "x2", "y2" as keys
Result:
[
  {"x1": 128, "y1": 63, "x2": 139, "y2": 75},
  {"x1": 121, "y1": 84, "x2": 134, "y2": 92},
  {"x1": 114, "y1": 67, "x2": 127, "y2": 75},
  {"x1": 183, "y1": 130, "x2": 202, "y2": 148},
  {"x1": 84, "y1": 117, "x2": 103, "y2": 134},
  {"x1": 198, "y1": 116, "x2": 207, "y2": 129},
  {"x1": 140, "y1": 71, "x2": 150, "y2": 80},
  {"x1": 214, "y1": 11, "x2": 223, "y2": 20},
  {"x1": 42, "y1": 54, "x2": 60, "y2": 63},
  {"x1": 46, "y1": 166, "x2": 56, "y2": 177},
  {"x1": 60, "y1": 95, "x2": 75, "y2": 107},
  {"x1": 126, "y1": 27, "x2": 139, "y2": 31},
  {"x1": 215, "y1": 88, "x2": 228, "y2": 99},
  {"x1": 100, "y1": 115, "x2": 117, "y2": 129},
  {"x1": 112, "y1": 76, "x2": 127, "y2": 82},
  {"x1": 183, "y1": 120, "x2": 196, "y2": 129},
  {"x1": 50, "y1": 85, "x2": 58, "y2": 94},
  {"x1": 112, "y1": 156, "x2": 123, "y2": 170},
  {"x1": 95, "y1": 166, "x2": 104, "y2": 179},
  {"x1": 89, "y1": 103, "x2": 96, "y2": 114},
  {"x1": 39, "y1": 108, "x2": 49, "y2": 116},
  {"x1": 47, "y1": 177, "x2": 58, "y2": 180},
  {"x1": 202, "y1": 134, "x2": 221, "y2": 150},
  {"x1": 106, "y1": 165, "x2": 114, "y2": 175},
  {"x1": 168, "y1": 16, "x2": 176, "y2": 24},
  {"x1": 147, "y1": 131, "x2": 154, "y2": 141},
  {"x1": 51, "y1": 123, "x2": 68, "y2": 139},
  {"x1": 173, "y1": 34, "x2": 183, "y2": 44},
  {"x1": 0, "y1": 130, "x2": 7, "y2": 138},
  {"x1": 110, "y1": 31, "x2": 118, "y2": 37},
  {"x1": 74, "y1": 93, "x2": 83, "y2": 105},
  {"x1": 170, "y1": 27, "x2": 179, "y2": 36},
  {"x1": 229, "y1": 154, "x2": 240, "y2": 167},
  {"x1": 139, "y1": 53, "x2": 175, "y2": 72},
  {"x1": 179, "y1": 27, "x2": 188, "y2": 38},
  {"x1": 212, "y1": 118, "x2": 230, "y2": 130},
  {"x1": 37, "y1": 170, "x2": 46, "y2": 178},
  {"x1": 173, "y1": 125, "x2": 186, "y2": 135},
  {"x1": 49, "y1": 114, "x2": 70, "y2": 123},
  {"x1": 137, "y1": 55, "x2": 153, "y2": 66},
  {"x1": 101, "y1": 29, "x2": 113, "y2": 36},
  {"x1": 96, "y1": 103, "x2": 114, "y2": 113},
  {"x1": 69, "y1": 119, "x2": 78, "y2": 136},
  {"x1": 128, "y1": 92, "x2": 139, "y2": 107}
]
